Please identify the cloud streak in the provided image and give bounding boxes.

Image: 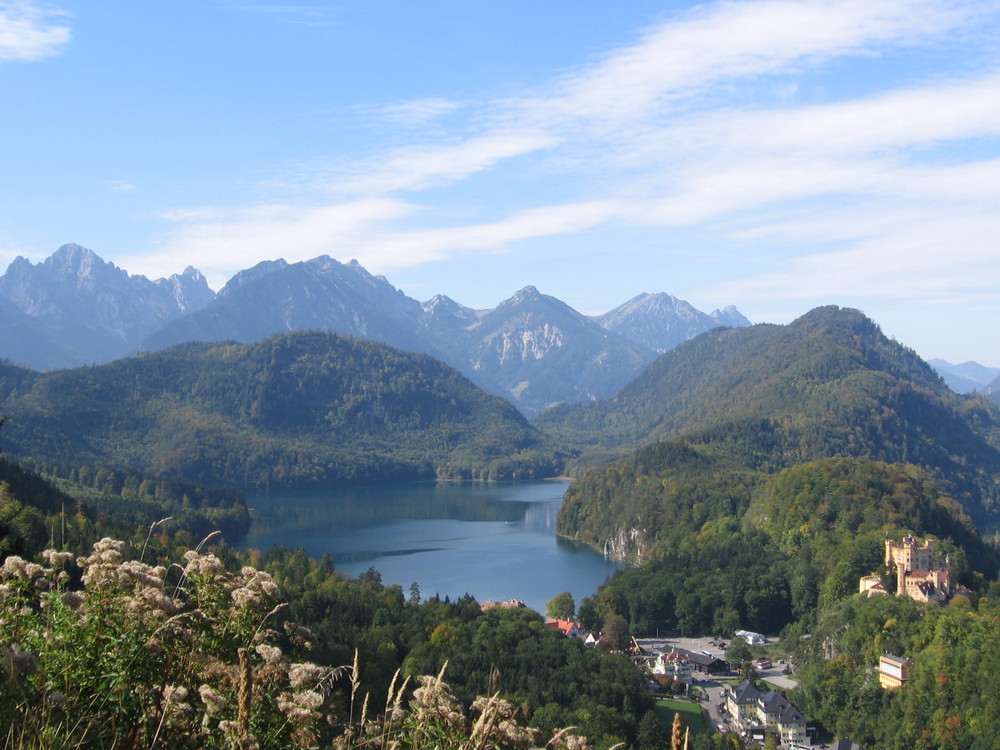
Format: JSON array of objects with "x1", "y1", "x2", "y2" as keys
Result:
[{"x1": 0, "y1": 1, "x2": 70, "y2": 61}]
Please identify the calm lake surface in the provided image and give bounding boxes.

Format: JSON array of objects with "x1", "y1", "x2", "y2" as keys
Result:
[{"x1": 241, "y1": 480, "x2": 626, "y2": 614}]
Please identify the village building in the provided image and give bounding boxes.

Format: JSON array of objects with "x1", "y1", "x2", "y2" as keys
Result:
[
  {"x1": 662, "y1": 646, "x2": 728, "y2": 675},
  {"x1": 723, "y1": 680, "x2": 808, "y2": 748},
  {"x1": 652, "y1": 649, "x2": 695, "y2": 683},
  {"x1": 544, "y1": 618, "x2": 582, "y2": 638},
  {"x1": 858, "y1": 574, "x2": 886, "y2": 596},
  {"x1": 479, "y1": 598, "x2": 527, "y2": 612},
  {"x1": 878, "y1": 654, "x2": 911, "y2": 690},
  {"x1": 886, "y1": 535, "x2": 951, "y2": 602},
  {"x1": 735, "y1": 629, "x2": 767, "y2": 646}
]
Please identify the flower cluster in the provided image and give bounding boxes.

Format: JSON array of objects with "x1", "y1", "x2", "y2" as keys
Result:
[{"x1": 0, "y1": 537, "x2": 336, "y2": 749}]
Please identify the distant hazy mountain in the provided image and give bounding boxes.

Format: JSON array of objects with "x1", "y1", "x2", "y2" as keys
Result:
[
  {"x1": 929, "y1": 358, "x2": 1000, "y2": 394},
  {"x1": 137, "y1": 257, "x2": 741, "y2": 414},
  {"x1": 426, "y1": 286, "x2": 659, "y2": 415},
  {"x1": 0, "y1": 245, "x2": 748, "y2": 414},
  {"x1": 0, "y1": 295, "x2": 70, "y2": 370},
  {"x1": 0, "y1": 244, "x2": 213, "y2": 366},
  {"x1": 139, "y1": 255, "x2": 430, "y2": 356},
  {"x1": 709, "y1": 305, "x2": 753, "y2": 329},
  {"x1": 595, "y1": 292, "x2": 750, "y2": 352}
]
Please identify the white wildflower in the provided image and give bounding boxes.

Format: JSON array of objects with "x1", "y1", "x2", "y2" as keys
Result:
[
  {"x1": 288, "y1": 662, "x2": 329, "y2": 689},
  {"x1": 0, "y1": 556, "x2": 27, "y2": 580},
  {"x1": 41, "y1": 549, "x2": 74, "y2": 569},
  {"x1": 162, "y1": 684, "x2": 192, "y2": 717},
  {"x1": 60, "y1": 591, "x2": 85, "y2": 610},
  {"x1": 255, "y1": 643, "x2": 283, "y2": 664},
  {"x1": 45, "y1": 690, "x2": 68, "y2": 709},
  {"x1": 198, "y1": 684, "x2": 227, "y2": 715},
  {"x1": 231, "y1": 587, "x2": 261, "y2": 609}
]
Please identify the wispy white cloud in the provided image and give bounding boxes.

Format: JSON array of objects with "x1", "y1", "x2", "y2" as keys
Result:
[
  {"x1": 351, "y1": 199, "x2": 631, "y2": 270},
  {"x1": 699, "y1": 209, "x2": 1000, "y2": 305},
  {"x1": 0, "y1": 0, "x2": 71, "y2": 61},
  {"x1": 366, "y1": 97, "x2": 468, "y2": 127},
  {"x1": 333, "y1": 130, "x2": 561, "y2": 195},
  {"x1": 511, "y1": 0, "x2": 972, "y2": 127},
  {"x1": 650, "y1": 73, "x2": 1000, "y2": 161}
]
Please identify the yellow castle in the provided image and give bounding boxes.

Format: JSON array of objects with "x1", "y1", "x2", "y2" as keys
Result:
[{"x1": 859, "y1": 535, "x2": 951, "y2": 603}]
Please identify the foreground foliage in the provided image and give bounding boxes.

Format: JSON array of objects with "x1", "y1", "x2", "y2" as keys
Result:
[
  {"x1": 1, "y1": 538, "x2": 332, "y2": 749},
  {"x1": 0, "y1": 538, "x2": 608, "y2": 750}
]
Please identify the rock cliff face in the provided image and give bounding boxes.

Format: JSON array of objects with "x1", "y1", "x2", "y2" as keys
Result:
[
  {"x1": 449, "y1": 286, "x2": 657, "y2": 415},
  {"x1": 601, "y1": 526, "x2": 650, "y2": 565}
]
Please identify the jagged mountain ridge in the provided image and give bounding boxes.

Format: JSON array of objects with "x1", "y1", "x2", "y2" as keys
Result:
[
  {"x1": 0, "y1": 245, "x2": 749, "y2": 413},
  {"x1": 426, "y1": 285, "x2": 658, "y2": 414},
  {"x1": 594, "y1": 292, "x2": 752, "y2": 353},
  {"x1": 139, "y1": 255, "x2": 430, "y2": 357},
  {"x1": 0, "y1": 244, "x2": 213, "y2": 368}
]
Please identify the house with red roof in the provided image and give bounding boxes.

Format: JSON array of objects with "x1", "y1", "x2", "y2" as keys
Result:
[{"x1": 545, "y1": 618, "x2": 582, "y2": 638}]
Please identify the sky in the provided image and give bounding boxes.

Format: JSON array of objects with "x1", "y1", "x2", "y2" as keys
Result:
[{"x1": 2, "y1": 1, "x2": 1000, "y2": 366}]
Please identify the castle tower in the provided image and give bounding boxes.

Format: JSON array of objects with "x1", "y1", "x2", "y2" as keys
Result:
[{"x1": 884, "y1": 536, "x2": 950, "y2": 602}]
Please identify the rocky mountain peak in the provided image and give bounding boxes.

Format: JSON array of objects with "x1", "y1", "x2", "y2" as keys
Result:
[
  {"x1": 0, "y1": 244, "x2": 215, "y2": 365},
  {"x1": 163, "y1": 267, "x2": 215, "y2": 311},
  {"x1": 710, "y1": 305, "x2": 752, "y2": 328},
  {"x1": 595, "y1": 291, "x2": 744, "y2": 353},
  {"x1": 421, "y1": 294, "x2": 475, "y2": 319},
  {"x1": 506, "y1": 285, "x2": 543, "y2": 305},
  {"x1": 217, "y1": 259, "x2": 289, "y2": 298}
]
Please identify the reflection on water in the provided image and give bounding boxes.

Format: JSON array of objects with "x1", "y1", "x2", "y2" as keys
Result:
[{"x1": 241, "y1": 480, "x2": 626, "y2": 614}]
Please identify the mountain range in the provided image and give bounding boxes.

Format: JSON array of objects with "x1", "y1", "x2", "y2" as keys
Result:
[{"x1": 0, "y1": 244, "x2": 749, "y2": 414}]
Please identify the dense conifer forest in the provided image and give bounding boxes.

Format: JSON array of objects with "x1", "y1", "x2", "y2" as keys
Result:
[{"x1": 0, "y1": 331, "x2": 563, "y2": 492}]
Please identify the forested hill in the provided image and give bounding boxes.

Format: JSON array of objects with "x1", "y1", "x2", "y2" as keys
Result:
[
  {"x1": 0, "y1": 331, "x2": 563, "y2": 488},
  {"x1": 537, "y1": 305, "x2": 1000, "y2": 524},
  {"x1": 567, "y1": 455, "x2": 997, "y2": 633}
]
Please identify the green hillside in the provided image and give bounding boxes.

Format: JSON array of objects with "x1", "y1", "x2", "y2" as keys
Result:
[
  {"x1": 0, "y1": 331, "x2": 564, "y2": 489},
  {"x1": 570, "y1": 455, "x2": 996, "y2": 634},
  {"x1": 539, "y1": 306, "x2": 1000, "y2": 524}
]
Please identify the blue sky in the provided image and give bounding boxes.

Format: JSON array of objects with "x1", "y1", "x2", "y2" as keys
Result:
[{"x1": 2, "y1": 1, "x2": 1000, "y2": 366}]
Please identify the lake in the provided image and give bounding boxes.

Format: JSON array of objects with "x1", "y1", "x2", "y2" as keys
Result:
[{"x1": 241, "y1": 480, "x2": 626, "y2": 614}]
